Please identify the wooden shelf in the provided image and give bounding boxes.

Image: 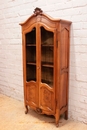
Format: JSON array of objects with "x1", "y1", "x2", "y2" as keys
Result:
[
  {"x1": 26, "y1": 44, "x2": 36, "y2": 46},
  {"x1": 27, "y1": 62, "x2": 36, "y2": 65},
  {"x1": 42, "y1": 62, "x2": 53, "y2": 68},
  {"x1": 41, "y1": 44, "x2": 53, "y2": 47}
]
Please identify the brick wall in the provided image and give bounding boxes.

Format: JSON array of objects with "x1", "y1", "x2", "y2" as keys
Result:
[{"x1": 0, "y1": 0, "x2": 87, "y2": 124}]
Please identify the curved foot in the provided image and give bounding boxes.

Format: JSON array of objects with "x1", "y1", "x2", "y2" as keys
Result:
[
  {"x1": 56, "y1": 123, "x2": 59, "y2": 127},
  {"x1": 55, "y1": 109, "x2": 60, "y2": 127},
  {"x1": 25, "y1": 105, "x2": 28, "y2": 114}
]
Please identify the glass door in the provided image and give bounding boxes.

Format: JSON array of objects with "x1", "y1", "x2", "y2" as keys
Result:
[
  {"x1": 25, "y1": 27, "x2": 38, "y2": 108},
  {"x1": 39, "y1": 26, "x2": 55, "y2": 114}
]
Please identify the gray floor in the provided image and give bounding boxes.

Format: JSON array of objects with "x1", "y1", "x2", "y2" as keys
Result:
[{"x1": 0, "y1": 94, "x2": 87, "y2": 130}]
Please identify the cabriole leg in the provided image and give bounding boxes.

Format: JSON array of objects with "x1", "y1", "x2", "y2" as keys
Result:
[
  {"x1": 55, "y1": 109, "x2": 60, "y2": 127},
  {"x1": 25, "y1": 105, "x2": 28, "y2": 114}
]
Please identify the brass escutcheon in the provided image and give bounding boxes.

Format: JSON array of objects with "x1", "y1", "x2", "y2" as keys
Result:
[{"x1": 36, "y1": 108, "x2": 42, "y2": 114}]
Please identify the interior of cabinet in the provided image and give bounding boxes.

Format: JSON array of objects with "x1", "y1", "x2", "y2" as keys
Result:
[
  {"x1": 26, "y1": 27, "x2": 36, "y2": 82},
  {"x1": 41, "y1": 27, "x2": 54, "y2": 87}
]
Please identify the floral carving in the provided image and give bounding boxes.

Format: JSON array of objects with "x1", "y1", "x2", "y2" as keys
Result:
[{"x1": 34, "y1": 7, "x2": 43, "y2": 16}]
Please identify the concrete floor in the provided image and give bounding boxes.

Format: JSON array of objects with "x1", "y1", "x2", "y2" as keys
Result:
[{"x1": 0, "y1": 94, "x2": 87, "y2": 130}]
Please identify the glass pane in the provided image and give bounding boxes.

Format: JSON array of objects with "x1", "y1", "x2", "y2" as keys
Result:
[
  {"x1": 26, "y1": 27, "x2": 36, "y2": 82},
  {"x1": 26, "y1": 27, "x2": 36, "y2": 45},
  {"x1": 26, "y1": 65, "x2": 36, "y2": 81},
  {"x1": 41, "y1": 67, "x2": 53, "y2": 88},
  {"x1": 41, "y1": 27, "x2": 54, "y2": 87},
  {"x1": 41, "y1": 27, "x2": 53, "y2": 46},
  {"x1": 41, "y1": 46, "x2": 53, "y2": 64}
]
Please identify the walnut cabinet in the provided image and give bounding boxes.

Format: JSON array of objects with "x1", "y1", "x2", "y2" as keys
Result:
[{"x1": 20, "y1": 8, "x2": 71, "y2": 126}]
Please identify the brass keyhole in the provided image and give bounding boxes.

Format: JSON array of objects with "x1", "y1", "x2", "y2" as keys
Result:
[{"x1": 37, "y1": 66, "x2": 40, "y2": 70}]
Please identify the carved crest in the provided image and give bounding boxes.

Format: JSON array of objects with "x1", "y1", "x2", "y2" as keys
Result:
[{"x1": 34, "y1": 7, "x2": 43, "y2": 15}]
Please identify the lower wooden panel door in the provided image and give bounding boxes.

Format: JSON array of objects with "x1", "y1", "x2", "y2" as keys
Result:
[
  {"x1": 39, "y1": 83, "x2": 55, "y2": 115},
  {"x1": 26, "y1": 81, "x2": 38, "y2": 110}
]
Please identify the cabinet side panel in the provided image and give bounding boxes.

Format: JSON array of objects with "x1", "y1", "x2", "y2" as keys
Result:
[
  {"x1": 60, "y1": 26, "x2": 69, "y2": 70},
  {"x1": 59, "y1": 23, "x2": 70, "y2": 110},
  {"x1": 60, "y1": 73, "x2": 68, "y2": 109}
]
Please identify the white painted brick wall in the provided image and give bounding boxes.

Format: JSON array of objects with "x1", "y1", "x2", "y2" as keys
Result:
[{"x1": 0, "y1": 0, "x2": 87, "y2": 124}]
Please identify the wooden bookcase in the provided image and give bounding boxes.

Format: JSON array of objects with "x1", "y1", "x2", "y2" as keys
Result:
[{"x1": 20, "y1": 8, "x2": 71, "y2": 126}]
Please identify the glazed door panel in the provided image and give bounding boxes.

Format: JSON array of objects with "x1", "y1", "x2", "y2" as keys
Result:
[
  {"x1": 39, "y1": 25, "x2": 56, "y2": 114},
  {"x1": 25, "y1": 26, "x2": 37, "y2": 82}
]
